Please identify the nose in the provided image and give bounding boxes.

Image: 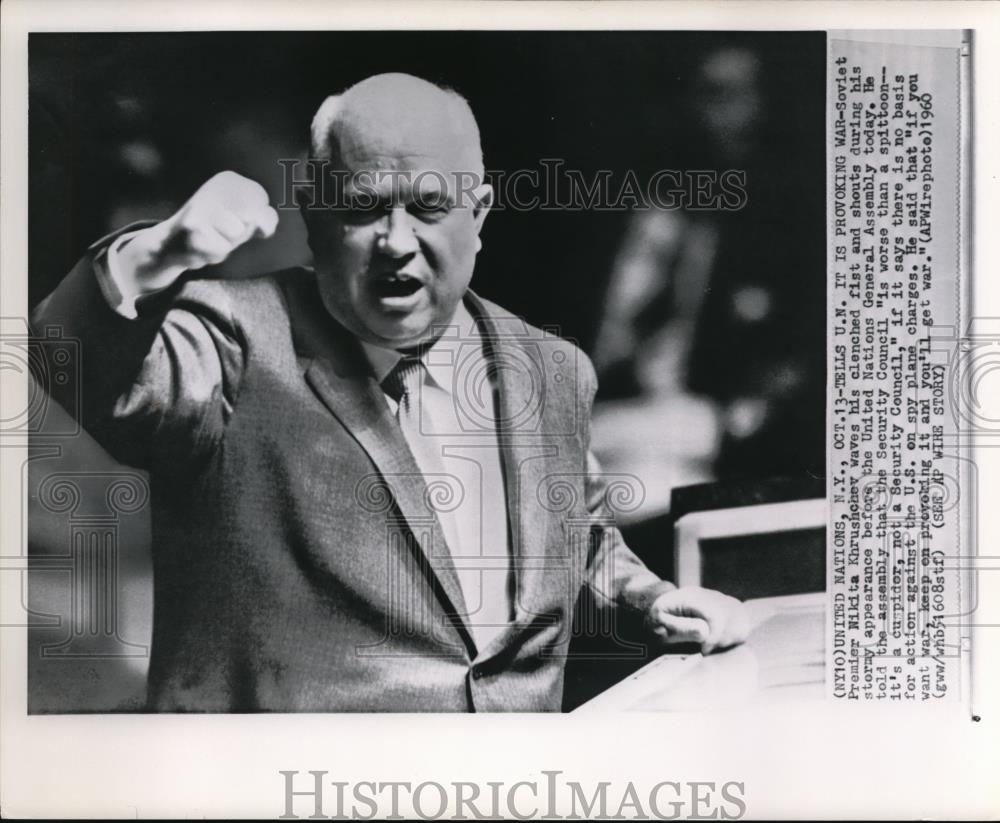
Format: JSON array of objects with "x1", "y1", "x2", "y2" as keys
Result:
[{"x1": 376, "y1": 206, "x2": 419, "y2": 258}]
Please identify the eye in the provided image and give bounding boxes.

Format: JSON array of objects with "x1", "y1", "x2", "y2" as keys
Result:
[
  {"x1": 339, "y1": 197, "x2": 389, "y2": 226},
  {"x1": 408, "y1": 194, "x2": 452, "y2": 222}
]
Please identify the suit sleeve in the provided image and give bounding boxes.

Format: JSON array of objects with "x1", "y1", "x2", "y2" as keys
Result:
[
  {"x1": 578, "y1": 354, "x2": 677, "y2": 616},
  {"x1": 29, "y1": 226, "x2": 246, "y2": 470}
]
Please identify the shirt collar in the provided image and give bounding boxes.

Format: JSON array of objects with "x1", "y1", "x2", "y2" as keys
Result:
[{"x1": 358, "y1": 299, "x2": 482, "y2": 396}]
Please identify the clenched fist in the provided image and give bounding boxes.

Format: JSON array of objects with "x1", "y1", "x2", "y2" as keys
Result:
[
  {"x1": 117, "y1": 171, "x2": 279, "y2": 293},
  {"x1": 646, "y1": 586, "x2": 751, "y2": 654}
]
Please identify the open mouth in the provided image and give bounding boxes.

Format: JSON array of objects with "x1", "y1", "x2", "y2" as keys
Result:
[{"x1": 373, "y1": 273, "x2": 424, "y2": 300}]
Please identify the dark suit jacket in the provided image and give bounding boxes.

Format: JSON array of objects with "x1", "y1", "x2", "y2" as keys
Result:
[{"x1": 31, "y1": 230, "x2": 673, "y2": 712}]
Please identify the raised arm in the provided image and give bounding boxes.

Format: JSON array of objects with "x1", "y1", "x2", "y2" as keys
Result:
[{"x1": 30, "y1": 172, "x2": 278, "y2": 469}]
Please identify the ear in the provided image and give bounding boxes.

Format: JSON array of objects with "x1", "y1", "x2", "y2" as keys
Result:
[{"x1": 472, "y1": 183, "x2": 493, "y2": 252}]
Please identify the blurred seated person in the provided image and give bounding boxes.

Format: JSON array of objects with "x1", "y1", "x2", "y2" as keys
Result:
[{"x1": 591, "y1": 46, "x2": 824, "y2": 507}]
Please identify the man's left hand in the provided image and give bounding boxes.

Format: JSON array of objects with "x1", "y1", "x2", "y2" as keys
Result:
[{"x1": 646, "y1": 586, "x2": 751, "y2": 654}]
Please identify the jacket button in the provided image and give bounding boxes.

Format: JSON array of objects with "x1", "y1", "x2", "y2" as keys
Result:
[{"x1": 472, "y1": 667, "x2": 484, "y2": 680}]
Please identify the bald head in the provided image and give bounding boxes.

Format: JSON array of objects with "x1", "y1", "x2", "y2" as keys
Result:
[
  {"x1": 302, "y1": 72, "x2": 494, "y2": 350},
  {"x1": 310, "y1": 73, "x2": 484, "y2": 176}
]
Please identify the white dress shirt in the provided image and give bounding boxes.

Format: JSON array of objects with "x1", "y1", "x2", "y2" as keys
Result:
[{"x1": 360, "y1": 302, "x2": 514, "y2": 648}]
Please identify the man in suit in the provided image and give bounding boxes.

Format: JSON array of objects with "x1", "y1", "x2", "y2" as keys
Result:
[{"x1": 32, "y1": 73, "x2": 748, "y2": 712}]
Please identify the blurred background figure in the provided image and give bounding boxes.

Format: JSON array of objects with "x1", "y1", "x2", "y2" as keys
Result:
[{"x1": 591, "y1": 46, "x2": 825, "y2": 518}]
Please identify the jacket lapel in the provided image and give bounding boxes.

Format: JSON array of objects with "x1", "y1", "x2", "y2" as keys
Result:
[
  {"x1": 287, "y1": 280, "x2": 474, "y2": 651},
  {"x1": 466, "y1": 293, "x2": 559, "y2": 632}
]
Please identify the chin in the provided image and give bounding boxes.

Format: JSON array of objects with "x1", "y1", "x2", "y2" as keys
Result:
[
  {"x1": 377, "y1": 304, "x2": 449, "y2": 342},
  {"x1": 366, "y1": 318, "x2": 433, "y2": 349}
]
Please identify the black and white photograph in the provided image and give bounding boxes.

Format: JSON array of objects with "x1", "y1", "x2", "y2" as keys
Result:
[
  {"x1": 2, "y1": 1, "x2": 997, "y2": 819},
  {"x1": 25, "y1": 29, "x2": 827, "y2": 715}
]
